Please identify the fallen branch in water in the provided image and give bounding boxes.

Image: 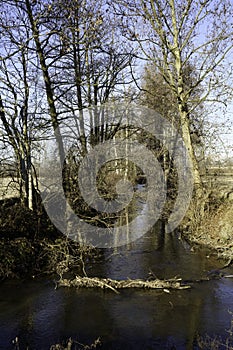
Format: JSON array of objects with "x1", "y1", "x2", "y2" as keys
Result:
[{"x1": 57, "y1": 276, "x2": 190, "y2": 293}]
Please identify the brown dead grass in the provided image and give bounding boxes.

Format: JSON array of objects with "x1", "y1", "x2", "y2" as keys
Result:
[{"x1": 186, "y1": 199, "x2": 233, "y2": 262}]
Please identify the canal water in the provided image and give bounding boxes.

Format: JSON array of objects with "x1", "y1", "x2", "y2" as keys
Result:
[{"x1": 0, "y1": 221, "x2": 233, "y2": 349}]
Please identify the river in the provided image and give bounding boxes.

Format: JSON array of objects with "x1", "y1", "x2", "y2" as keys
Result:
[
  {"x1": 0, "y1": 188, "x2": 233, "y2": 349},
  {"x1": 0, "y1": 222, "x2": 233, "y2": 349}
]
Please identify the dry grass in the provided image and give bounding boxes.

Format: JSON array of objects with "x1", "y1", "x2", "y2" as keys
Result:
[
  {"x1": 11, "y1": 336, "x2": 101, "y2": 350},
  {"x1": 197, "y1": 313, "x2": 233, "y2": 349},
  {"x1": 182, "y1": 198, "x2": 233, "y2": 262}
]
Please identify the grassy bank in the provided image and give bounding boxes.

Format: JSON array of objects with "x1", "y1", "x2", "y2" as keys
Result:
[{"x1": 181, "y1": 196, "x2": 233, "y2": 263}]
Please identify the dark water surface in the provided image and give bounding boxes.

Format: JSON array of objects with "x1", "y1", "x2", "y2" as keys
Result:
[{"x1": 0, "y1": 222, "x2": 233, "y2": 350}]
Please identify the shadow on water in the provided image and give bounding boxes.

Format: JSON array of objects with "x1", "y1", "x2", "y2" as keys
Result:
[
  {"x1": 0, "y1": 196, "x2": 233, "y2": 349},
  {"x1": 0, "y1": 227, "x2": 232, "y2": 349}
]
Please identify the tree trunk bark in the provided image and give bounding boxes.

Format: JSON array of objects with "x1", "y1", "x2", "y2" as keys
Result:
[{"x1": 179, "y1": 107, "x2": 203, "y2": 199}]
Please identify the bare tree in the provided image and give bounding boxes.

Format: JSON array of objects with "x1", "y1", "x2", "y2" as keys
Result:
[
  {"x1": 40, "y1": 0, "x2": 134, "y2": 151},
  {"x1": 21, "y1": 0, "x2": 133, "y2": 156},
  {"x1": 112, "y1": 0, "x2": 233, "y2": 199},
  {"x1": 0, "y1": 0, "x2": 134, "y2": 210},
  {"x1": 0, "y1": 4, "x2": 39, "y2": 209}
]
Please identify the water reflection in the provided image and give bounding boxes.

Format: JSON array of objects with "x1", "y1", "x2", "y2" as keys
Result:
[
  {"x1": 1, "y1": 276, "x2": 233, "y2": 349},
  {"x1": 0, "y1": 218, "x2": 232, "y2": 349},
  {"x1": 88, "y1": 220, "x2": 222, "y2": 281}
]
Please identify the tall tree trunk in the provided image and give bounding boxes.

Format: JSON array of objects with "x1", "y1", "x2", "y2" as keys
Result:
[
  {"x1": 178, "y1": 106, "x2": 203, "y2": 199},
  {"x1": 25, "y1": 0, "x2": 65, "y2": 165}
]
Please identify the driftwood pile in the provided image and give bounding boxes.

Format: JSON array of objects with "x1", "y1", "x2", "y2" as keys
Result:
[{"x1": 58, "y1": 276, "x2": 190, "y2": 293}]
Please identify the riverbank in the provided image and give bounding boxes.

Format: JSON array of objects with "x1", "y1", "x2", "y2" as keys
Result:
[
  {"x1": 182, "y1": 197, "x2": 233, "y2": 263},
  {"x1": 0, "y1": 198, "x2": 94, "y2": 280}
]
